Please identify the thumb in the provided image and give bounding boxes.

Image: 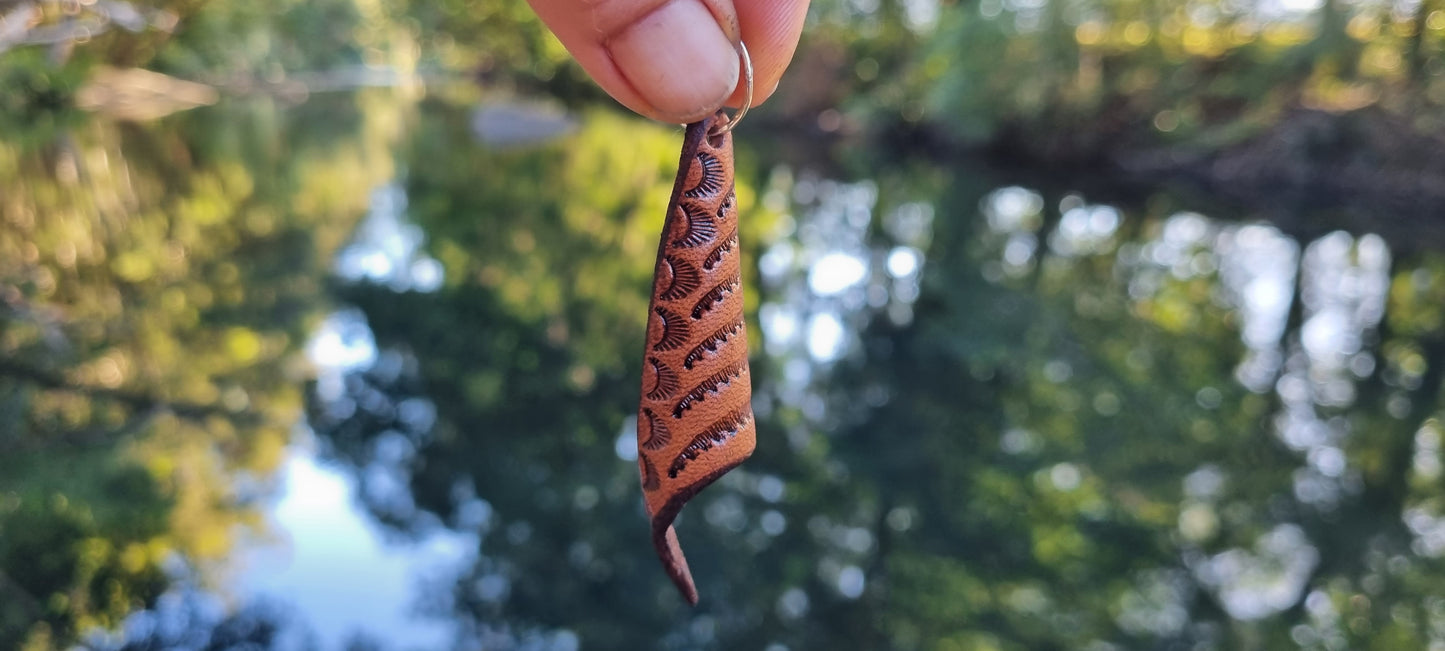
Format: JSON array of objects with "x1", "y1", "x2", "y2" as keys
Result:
[{"x1": 527, "y1": 0, "x2": 804, "y2": 124}]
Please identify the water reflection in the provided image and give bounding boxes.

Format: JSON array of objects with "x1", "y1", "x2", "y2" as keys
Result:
[
  {"x1": 235, "y1": 445, "x2": 472, "y2": 648},
  {"x1": 6, "y1": 92, "x2": 1445, "y2": 650},
  {"x1": 1216, "y1": 223, "x2": 1299, "y2": 392},
  {"x1": 334, "y1": 184, "x2": 444, "y2": 293},
  {"x1": 1192, "y1": 523, "x2": 1319, "y2": 621},
  {"x1": 758, "y1": 172, "x2": 932, "y2": 406},
  {"x1": 305, "y1": 100, "x2": 1445, "y2": 649},
  {"x1": 981, "y1": 184, "x2": 1430, "y2": 626},
  {"x1": 0, "y1": 88, "x2": 410, "y2": 650},
  {"x1": 231, "y1": 179, "x2": 465, "y2": 648}
]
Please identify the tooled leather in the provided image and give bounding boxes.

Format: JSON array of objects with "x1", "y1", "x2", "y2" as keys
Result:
[{"x1": 638, "y1": 111, "x2": 755, "y2": 605}]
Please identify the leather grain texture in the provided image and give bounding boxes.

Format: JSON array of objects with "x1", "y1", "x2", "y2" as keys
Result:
[{"x1": 638, "y1": 112, "x2": 755, "y2": 605}]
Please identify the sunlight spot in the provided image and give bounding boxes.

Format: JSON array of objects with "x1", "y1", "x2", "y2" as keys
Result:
[
  {"x1": 809, "y1": 252, "x2": 869, "y2": 296},
  {"x1": 760, "y1": 304, "x2": 801, "y2": 352},
  {"x1": 1007, "y1": 586, "x2": 1049, "y2": 616},
  {"x1": 1196, "y1": 387, "x2": 1223, "y2": 409},
  {"x1": 886, "y1": 246, "x2": 921, "y2": 278},
  {"x1": 1184, "y1": 465, "x2": 1226, "y2": 498},
  {"x1": 1052, "y1": 204, "x2": 1120, "y2": 256},
  {"x1": 1043, "y1": 360, "x2": 1073, "y2": 383},
  {"x1": 1193, "y1": 524, "x2": 1318, "y2": 620},
  {"x1": 1050, "y1": 463, "x2": 1082, "y2": 491},
  {"x1": 985, "y1": 186, "x2": 1043, "y2": 233},
  {"x1": 886, "y1": 507, "x2": 915, "y2": 532},
  {"x1": 777, "y1": 588, "x2": 809, "y2": 619},
  {"x1": 336, "y1": 184, "x2": 444, "y2": 292},
  {"x1": 1093, "y1": 392, "x2": 1121, "y2": 416},
  {"x1": 761, "y1": 510, "x2": 787, "y2": 536},
  {"x1": 1415, "y1": 421, "x2": 1443, "y2": 481},
  {"x1": 1276, "y1": 0, "x2": 1323, "y2": 13},
  {"x1": 614, "y1": 416, "x2": 638, "y2": 461},
  {"x1": 409, "y1": 258, "x2": 443, "y2": 292},
  {"x1": 1001, "y1": 428, "x2": 1040, "y2": 455},
  {"x1": 759, "y1": 242, "x2": 796, "y2": 281},
  {"x1": 1309, "y1": 446, "x2": 1346, "y2": 478},
  {"x1": 475, "y1": 574, "x2": 508, "y2": 602},
  {"x1": 900, "y1": 0, "x2": 939, "y2": 30},
  {"x1": 307, "y1": 309, "x2": 377, "y2": 375},
  {"x1": 806, "y1": 312, "x2": 847, "y2": 361},
  {"x1": 1115, "y1": 571, "x2": 1189, "y2": 636},
  {"x1": 1003, "y1": 234, "x2": 1037, "y2": 269},
  {"x1": 842, "y1": 527, "x2": 874, "y2": 553},
  {"x1": 1302, "y1": 311, "x2": 1355, "y2": 361},
  {"x1": 1405, "y1": 507, "x2": 1445, "y2": 556},
  {"x1": 757, "y1": 475, "x2": 786, "y2": 503},
  {"x1": 1179, "y1": 503, "x2": 1219, "y2": 542},
  {"x1": 836, "y1": 566, "x2": 866, "y2": 599},
  {"x1": 1217, "y1": 223, "x2": 1298, "y2": 391}
]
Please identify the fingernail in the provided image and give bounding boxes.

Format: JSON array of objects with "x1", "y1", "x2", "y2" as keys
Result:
[{"x1": 607, "y1": 0, "x2": 738, "y2": 123}]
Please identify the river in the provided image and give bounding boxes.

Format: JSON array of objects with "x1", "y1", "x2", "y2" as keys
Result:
[{"x1": 3, "y1": 86, "x2": 1444, "y2": 650}]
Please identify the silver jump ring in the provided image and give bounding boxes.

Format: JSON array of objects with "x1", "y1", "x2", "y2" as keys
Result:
[{"x1": 712, "y1": 41, "x2": 753, "y2": 135}]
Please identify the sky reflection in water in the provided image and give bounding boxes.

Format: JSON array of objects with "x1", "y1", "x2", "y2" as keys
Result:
[{"x1": 232, "y1": 182, "x2": 461, "y2": 649}]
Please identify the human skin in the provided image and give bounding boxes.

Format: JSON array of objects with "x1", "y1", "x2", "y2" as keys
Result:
[{"x1": 524, "y1": 0, "x2": 811, "y2": 124}]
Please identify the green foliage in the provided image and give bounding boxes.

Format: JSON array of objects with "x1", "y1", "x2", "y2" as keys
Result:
[
  {"x1": 908, "y1": 0, "x2": 1445, "y2": 150},
  {"x1": 152, "y1": 0, "x2": 366, "y2": 77},
  {"x1": 0, "y1": 49, "x2": 90, "y2": 146},
  {"x1": 395, "y1": 0, "x2": 575, "y2": 76},
  {"x1": 0, "y1": 460, "x2": 170, "y2": 645},
  {"x1": 0, "y1": 89, "x2": 411, "y2": 649}
]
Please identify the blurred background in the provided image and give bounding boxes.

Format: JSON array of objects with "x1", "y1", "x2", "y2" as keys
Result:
[{"x1": 3, "y1": 0, "x2": 1445, "y2": 649}]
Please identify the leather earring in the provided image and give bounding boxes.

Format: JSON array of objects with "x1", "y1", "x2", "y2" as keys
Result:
[{"x1": 637, "y1": 110, "x2": 754, "y2": 605}]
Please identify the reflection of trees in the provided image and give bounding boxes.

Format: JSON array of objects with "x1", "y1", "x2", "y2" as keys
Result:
[
  {"x1": 314, "y1": 104, "x2": 1445, "y2": 648},
  {"x1": 852, "y1": 176, "x2": 1445, "y2": 649},
  {"x1": 308, "y1": 106, "x2": 796, "y2": 647},
  {"x1": 810, "y1": 178, "x2": 1282, "y2": 648},
  {"x1": 0, "y1": 90, "x2": 406, "y2": 649},
  {"x1": 103, "y1": 591, "x2": 308, "y2": 651}
]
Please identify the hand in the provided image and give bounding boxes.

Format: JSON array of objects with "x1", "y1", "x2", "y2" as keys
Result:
[{"x1": 526, "y1": 0, "x2": 810, "y2": 124}]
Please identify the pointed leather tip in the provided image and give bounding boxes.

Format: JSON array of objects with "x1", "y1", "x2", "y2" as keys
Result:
[{"x1": 654, "y1": 524, "x2": 700, "y2": 605}]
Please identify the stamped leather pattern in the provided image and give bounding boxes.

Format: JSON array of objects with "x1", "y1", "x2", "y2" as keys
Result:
[{"x1": 638, "y1": 112, "x2": 755, "y2": 605}]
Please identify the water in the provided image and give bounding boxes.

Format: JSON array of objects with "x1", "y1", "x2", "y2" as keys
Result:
[{"x1": 3, "y1": 88, "x2": 1445, "y2": 650}]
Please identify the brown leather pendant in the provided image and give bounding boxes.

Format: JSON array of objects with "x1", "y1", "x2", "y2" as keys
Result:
[{"x1": 638, "y1": 111, "x2": 755, "y2": 605}]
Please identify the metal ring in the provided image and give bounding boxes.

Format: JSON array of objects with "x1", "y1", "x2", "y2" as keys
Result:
[{"x1": 711, "y1": 41, "x2": 753, "y2": 135}]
